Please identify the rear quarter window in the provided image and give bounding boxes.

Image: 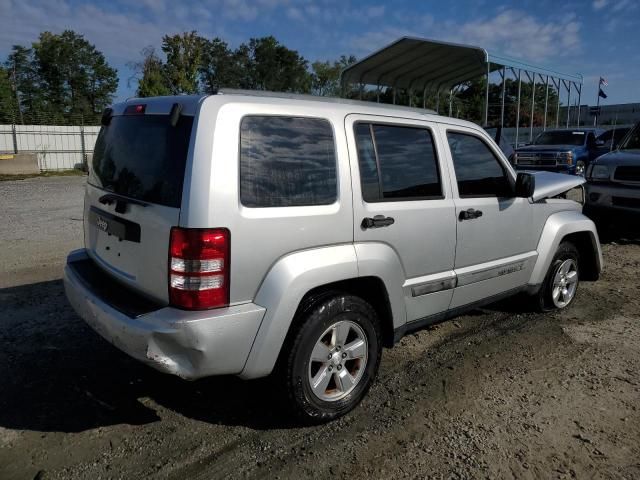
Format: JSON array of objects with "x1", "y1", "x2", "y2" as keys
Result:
[{"x1": 239, "y1": 116, "x2": 337, "y2": 208}]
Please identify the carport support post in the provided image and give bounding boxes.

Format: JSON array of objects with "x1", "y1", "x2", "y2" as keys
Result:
[
  {"x1": 555, "y1": 79, "x2": 561, "y2": 128},
  {"x1": 576, "y1": 83, "x2": 582, "y2": 127},
  {"x1": 435, "y1": 89, "x2": 440, "y2": 113},
  {"x1": 423, "y1": 87, "x2": 427, "y2": 109},
  {"x1": 566, "y1": 81, "x2": 571, "y2": 128},
  {"x1": 484, "y1": 62, "x2": 490, "y2": 126},
  {"x1": 515, "y1": 69, "x2": 521, "y2": 147},
  {"x1": 529, "y1": 73, "x2": 536, "y2": 142},
  {"x1": 500, "y1": 66, "x2": 506, "y2": 128},
  {"x1": 543, "y1": 76, "x2": 549, "y2": 131},
  {"x1": 449, "y1": 88, "x2": 453, "y2": 117}
]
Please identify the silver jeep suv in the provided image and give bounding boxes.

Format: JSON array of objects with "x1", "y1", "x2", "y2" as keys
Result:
[{"x1": 64, "y1": 91, "x2": 602, "y2": 422}]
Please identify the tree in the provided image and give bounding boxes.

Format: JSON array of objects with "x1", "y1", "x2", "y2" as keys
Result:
[
  {"x1": 161, "y1": 31, "x2": 204, "y2": 94},
  {"x1": 199, "y1": 37, "x2": 238, "y2": 92},
  {"x1": 0, "y1": 67, "x2": 17, "y2": 123},
  {"x1": 5, "y1": 31, "x2": 118, "y2": 124},
  {"x1": 5, "y1": 46, "x2": 38, "y2": 123},
  {"x1": 311, "y1": 55, "x2": 356, "y2": 97},
  {"x1": 243, "y1": 36, "x2": 311, "y2": 93},
  {"x1": 130, "y1": 46, "x2": 171, "y2": 97}
]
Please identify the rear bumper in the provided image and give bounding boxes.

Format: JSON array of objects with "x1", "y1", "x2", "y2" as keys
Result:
[{"x1": 64, "y1": 249, "x2": 266, "y2": 380}]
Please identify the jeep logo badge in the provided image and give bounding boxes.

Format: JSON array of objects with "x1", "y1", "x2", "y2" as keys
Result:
[{"x1": 96, "y1": 216, "x2": 109, "y2": 232}]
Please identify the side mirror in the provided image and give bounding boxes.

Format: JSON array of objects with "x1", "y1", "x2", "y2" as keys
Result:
[
  {"x1": 595, "y1": 139, "x2": 605, "y2": 146},
  {"x1": 515, "y1": 172, "x2": 535, "y2": 198}
]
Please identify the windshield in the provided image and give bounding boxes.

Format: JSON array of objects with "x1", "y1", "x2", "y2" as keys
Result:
[
  {"x1": 89, "y1": 114, "x2": 194, "y2": 208},
  {"x1": 534, "y1": 131, "x2": 586, "y2": 146},
  {"x1": 620, "y1": 124, "x2": 640, "y2": 150}
]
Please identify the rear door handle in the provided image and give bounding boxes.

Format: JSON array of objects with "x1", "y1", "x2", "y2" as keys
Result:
[
  {"x1": 361, "y1": 215, "x2": 395, "y2": 229},
  {"x1": 459, "y1": 208, "x2": 483, "y2": 221}
]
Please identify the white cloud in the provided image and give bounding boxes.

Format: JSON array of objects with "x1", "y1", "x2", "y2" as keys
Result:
[
  {"x1": 365, "y1": 5, "x2": 385, "y2": 18},
  {"x1": 286, "y1": 7, "x2": 304, "y2": 21},
  {"x1": 452, "y1": 10, "x2": 581, "y2": 61},
  {"x1": 348, "y1": 9, "x2": 582, "y2": 63},
  {"x1": 593, "y1": 0, "x2": 608, "y2": 10},
  {"x1": 593, "y1": 0, "x2": 636, "y2": 11}
]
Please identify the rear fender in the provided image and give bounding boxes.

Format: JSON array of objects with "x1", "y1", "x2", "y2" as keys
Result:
[
  {"x1": 239, "y1": 242, "x2": 408, "y2": 379},
  {"x1": 240, "y1": 244, "x2": 359, "y2": 379}
]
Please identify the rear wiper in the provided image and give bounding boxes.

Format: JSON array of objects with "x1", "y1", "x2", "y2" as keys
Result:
[{"x1": 99, "y1": 193, "x2": 148, "y2": 214}]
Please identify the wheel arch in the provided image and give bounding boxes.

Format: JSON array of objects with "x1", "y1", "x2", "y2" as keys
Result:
[
  {"x1": 239, "y1": 245, "x2": 402, "y2": 379},
  {"x1": 529, "y1": 210, "x2": 602, "y2": 286},
  {"x1": 560, "y1": 231, "x2": 600, "y2": 281}
]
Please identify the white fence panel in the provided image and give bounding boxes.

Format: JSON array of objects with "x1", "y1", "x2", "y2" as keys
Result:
[{"x1": 0, "y1": 124, "x2": 100, "y2": 171}]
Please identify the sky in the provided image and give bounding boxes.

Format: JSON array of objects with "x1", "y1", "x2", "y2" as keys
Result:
[{"x1": 1, "y1": 0, "x2": 639, "y2": 105}]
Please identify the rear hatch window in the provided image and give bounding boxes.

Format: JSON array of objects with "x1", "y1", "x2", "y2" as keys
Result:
[
  {"x1": 89, "y1": 114, "x2": 194, "y2": 207},
  {"x1": 84, "y1": 111, "x2": 195, "y2": 303}
]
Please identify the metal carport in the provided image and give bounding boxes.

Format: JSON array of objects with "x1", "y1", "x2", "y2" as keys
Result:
[{"x1": 341, "y1": 37, "x2": 584, "y2": 145}]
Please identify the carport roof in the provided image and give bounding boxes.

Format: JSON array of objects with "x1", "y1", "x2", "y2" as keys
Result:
[{"x1": 341, "y1": 37, "x2": 583, "y2": 92}]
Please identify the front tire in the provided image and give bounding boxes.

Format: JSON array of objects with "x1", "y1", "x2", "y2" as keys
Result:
[
  {"x1": 535, "y1": 241, "x2": 580, "y2": 312},
  {"x1": 280, "y1": 294, "x2": 382, "y2": 423}
]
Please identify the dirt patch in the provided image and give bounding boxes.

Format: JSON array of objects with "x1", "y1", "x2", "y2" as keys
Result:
[{"x1": 0, "y1": 178, "x2": 638, "y2": 479}]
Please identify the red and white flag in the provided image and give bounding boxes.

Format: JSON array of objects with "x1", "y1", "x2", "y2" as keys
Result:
[{"x1": 599, "y1": 77, "x2": 609, "y2": 87}]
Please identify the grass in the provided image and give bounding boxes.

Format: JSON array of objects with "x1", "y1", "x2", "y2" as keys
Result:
[{"x1": 0, "y1": 169, "x2": 87, "y2": 181}]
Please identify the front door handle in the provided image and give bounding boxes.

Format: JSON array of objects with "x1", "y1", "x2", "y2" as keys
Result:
[
  {"x1": 362, "y1": 215, "x2": 395, "y2": 229},
  {"x1": 459, "y1": 208, "x2": 483, "y2": 221}
]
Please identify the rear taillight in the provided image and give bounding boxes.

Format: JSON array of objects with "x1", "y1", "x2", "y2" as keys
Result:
[{"x1": 169, "y1": 227, "x2": 230, "y2": 310}]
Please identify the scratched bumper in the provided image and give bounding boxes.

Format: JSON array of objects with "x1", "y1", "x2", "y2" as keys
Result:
[{"x1": 64, "y1": 249, "x2": 266, "y2": 380}]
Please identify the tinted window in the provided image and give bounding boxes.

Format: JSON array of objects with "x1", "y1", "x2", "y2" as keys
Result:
[
  {"x1": 447, "y1": 132, "x2": 511, "y2": 198},
  {"x1": 597, "y1": 130, "x2": 613, "y2": 142},
  {"x1": 240, "y1": 116, "x2": 337, "y2": 208},
  {"x1": 534, "y1": 130, "x2": 586, "y2": 146},
  {"x1": 620, "y1": 123, "x2": 640, "y2": 150},
  {"x1": 89, "y1": 114, "x2": 194, "y2": 208},
  {"x1": 354, "y1": 123, "x2": 381, "y2": 201},
  {"x1": 354, "y1": 123, "x2": 442, "y2": 202}
]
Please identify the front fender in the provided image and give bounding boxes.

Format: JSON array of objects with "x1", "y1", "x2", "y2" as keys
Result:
[
  {"x1": 240, "y1": 244, "x2": 359, "y2": 379},
  {"x1": 529, "y1": 210, "x2": 602, "y2": 286}
]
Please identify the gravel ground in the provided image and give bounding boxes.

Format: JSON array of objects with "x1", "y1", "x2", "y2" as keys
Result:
[
  {"x1": 0, "y1": 176, "x2": 639, "y2": 480},
  {"x1": 0, "y1": 176, "x2": 85, "y2": 288}
]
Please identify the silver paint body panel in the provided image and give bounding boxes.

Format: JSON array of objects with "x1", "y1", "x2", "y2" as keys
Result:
[{"x1": 65, "y1": 92, "x2": 603, "y2": 380}]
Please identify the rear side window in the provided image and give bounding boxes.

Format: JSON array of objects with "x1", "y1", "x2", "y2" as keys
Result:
[
  {"x1": 447, "y1": 132, "x2": 511, "y2": 198},
  {"x1": 89, "y1": 114, "x2": 194, "y2": 208},
  {"x1": 240, "y1": 116, "x2": 337, "y2": 208},
  {"x1": 354, "y1": 123, "x2": 442, "y2": 202}
]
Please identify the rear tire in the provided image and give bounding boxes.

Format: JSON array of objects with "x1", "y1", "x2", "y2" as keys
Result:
[
  {"x1": 280, "y1": 294, "x2": 382, "y2": 423},
  {"x1": 534, "y1": 241, "x2": 580, "y2": 312}
]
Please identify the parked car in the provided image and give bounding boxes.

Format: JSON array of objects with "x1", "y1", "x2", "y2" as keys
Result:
[
  {"x1": 64, "y1": 92, "x2": 602, "y2": 423},
  {"x1": 513, "y1": 128, "x2": 605, "y2": 176},
  {"x1": 584, "y1": 122, "x2": 640, "y2": 225},
  {"x1": 594, "y1": 126, "x2": 631, "y2": 158}
]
